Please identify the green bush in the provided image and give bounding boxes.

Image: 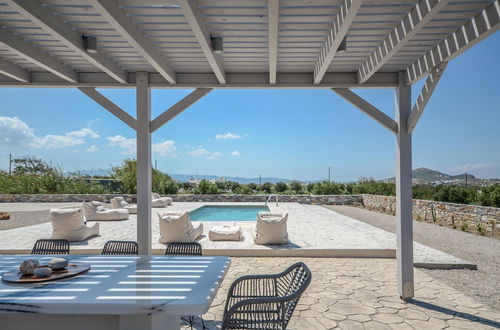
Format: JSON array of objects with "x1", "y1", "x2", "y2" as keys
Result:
[{"x1": 275, "y1": 182, "x2": 288, "y2": 193}]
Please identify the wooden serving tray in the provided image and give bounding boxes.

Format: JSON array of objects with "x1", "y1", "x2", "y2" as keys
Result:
[{"x1": 1, "y1": 263, "x2": 91, "y2": 283}]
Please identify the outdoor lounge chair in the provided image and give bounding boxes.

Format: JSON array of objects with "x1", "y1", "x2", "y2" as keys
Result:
[
  {"x1": 31, "y1": 239, "x2": 70, "y2": 255},
  {"x1": 152, "y1": 192, "x2": 173, "y2": 208},
  {"x1": 83, "y1": 201, "x2": 129, "y2": 221},
  {"x1": 253, "y1": 212, "x2": 289, "y2": 245},
  {"x1": 158, "y1": 212, "x2": 203, "y2": 244},
  {"x1": 110, "y1": 196, "x2": 137, "y2": 214},
  {"x1": 51, "y1": 208, "x2": 100, "y2": 242},
  {"x1": 221, "y1": 262, "x2": 311, "y2": 330},
  {"x1": 101, "y1": 240, "x2": 138, "y2": 255}
]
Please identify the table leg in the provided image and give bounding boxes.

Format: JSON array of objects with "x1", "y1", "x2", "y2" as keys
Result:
[{"x1": 119, "y1": 314, "x2": 180, "y2": 330}]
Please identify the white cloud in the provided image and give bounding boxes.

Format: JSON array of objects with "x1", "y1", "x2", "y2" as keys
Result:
[
  {"x1": 67, "y1": 128, "x2": 99, "y2": 139},
  {"x1": 86, "y1": 145, "x2": 99, "y2": 152},
  {"x1": 231, "y1": 150, "x2": 240, "y2": 157},
  {"x1": 153, "y1": 140, "x2": 176, "y2": 157},
  {"x1": 107, "y1": 135, "x2": 136, "y2": 155},
  {"x1": 207, "y1": 151, "x2": 222, "y2": 160},
  {"x1": 0, "y1": 116, "x2": 98, "y2": 150},
  {"x1": 454, "y1": 163, "x2": 500, "y2": 172},
  {"x1": 187, "y1": 148, "x2": 210, "y2": 156},
  {"x1": 215, "y1": 132, "x2": 241, "y2": 140}
]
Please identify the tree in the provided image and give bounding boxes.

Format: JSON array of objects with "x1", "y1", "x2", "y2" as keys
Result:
[
  {"x1": 197, "y1": 179, "x2": 210, "y2": 194},
  {"x1": 290, "y1": 181, "x2": 302, "y2": 194},
  {"x1": 207, "y1": 183, "x2": 220, "y2": 194},
  {"x1": 261, "y1": 182, "x2": 273, "y2": 193},
  {"x1": 275, "y1": 181, "x2": 288, "y2": 193},
  {"x1": 230, "y1": 181, "x2": 241, "y2": 192},
  {"x1": 12, "y1": 156, "x2": 57, "y2": 175},
  {"x1": 248, "y1": 183, "x2": 258, "y2": 191}
]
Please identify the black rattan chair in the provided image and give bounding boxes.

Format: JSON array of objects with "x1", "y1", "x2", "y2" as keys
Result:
[
  {"x1": 164, "y1": 242, "x2": 202, "y2": 256},
  {"x1": 221, "y1": 262, "x2": 311, "y2": 330},
  {"x1": 101, "y1": 240, "x2": 138, "y2": 255},
  {"x1": 165, "y1": 242, "x2": 204, "y2": 329},
  {"x1": 31, "y1": 239, "x2": 70, "y2": 255}
]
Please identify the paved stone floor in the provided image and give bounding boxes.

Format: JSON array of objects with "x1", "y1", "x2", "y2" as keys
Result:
[{"x1": 183, "y1": 258, "x2": 500, "y2": 329}]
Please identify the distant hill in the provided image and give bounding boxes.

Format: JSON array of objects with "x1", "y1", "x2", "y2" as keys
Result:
[
  {"x1": 385, "y1": 167, "x2": 498, "y2": 186},
  {"x1": 170, "y1": 174, "x2": 294, "y2": 184}
]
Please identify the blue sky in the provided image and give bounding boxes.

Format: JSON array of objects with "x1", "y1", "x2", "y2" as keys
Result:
[{"x1": 0, "y1": 32, "x2": 499, "y2": 182}]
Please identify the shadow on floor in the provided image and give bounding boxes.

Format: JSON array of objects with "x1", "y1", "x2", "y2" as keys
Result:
[{"x1": 409, "y1": 299, "x2": 500, "y2": 328}]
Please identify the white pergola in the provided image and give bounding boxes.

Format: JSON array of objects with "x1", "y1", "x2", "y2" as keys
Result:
[{"x1": 0, "y1": 0, "x2": 498, "y2": 301}]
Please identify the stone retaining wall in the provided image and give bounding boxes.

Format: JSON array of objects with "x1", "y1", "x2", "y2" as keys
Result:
[
  {"x1": 0, "y1": 194, "x2": 363, "y2": 205},
  {"x1": 362, "y1": 195, "x2": 500, "y2": 233}
]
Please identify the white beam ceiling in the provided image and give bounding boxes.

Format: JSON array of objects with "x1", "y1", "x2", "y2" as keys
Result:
[
  {"x1": 406, "y1": 0, "x2": 500, "y2": 84},
  {"x1": 0, "y1": 28, "x2": 78, "y2": 83},
  {"x1": 5, "y1": 0, "x2": 128, "y2": 84},
  {"x1": 178, "y1": 0, "x2": 226, "y2": 84},
  {"x1": 0, "y1": 57, "x2": 29, "y2": 83},
  {"x1": 314, "y1": 0, "x2": 363, "y2": 84},
  {"x1": 88, "y1": 0, "x2": 176, "y2": 84},
  {"x1": 268, "y1": 0, "x2": 279, "y2": 84},
  {"x1": 358, "y1": 0, "x2": 450, "y2": 84}
]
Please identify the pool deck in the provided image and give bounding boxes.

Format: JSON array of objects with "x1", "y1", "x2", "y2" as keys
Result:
[{"x1": 0, "y1": 202, "x2": 475, "y2": 269}]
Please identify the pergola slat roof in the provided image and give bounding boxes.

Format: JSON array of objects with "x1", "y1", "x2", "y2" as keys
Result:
[{"x1": 0, "y1": 0, "x2": 498, "y2": 88}]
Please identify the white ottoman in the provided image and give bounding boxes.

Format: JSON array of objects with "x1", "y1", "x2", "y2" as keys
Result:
[{"x1": 209, "y1": 225, "x2": 242, "y2": 241}]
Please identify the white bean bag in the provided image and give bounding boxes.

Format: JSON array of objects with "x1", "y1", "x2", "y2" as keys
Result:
[
  {"x1": 253, "y1": 212, "x2": 289, "y2": 245},
  {"x1": 83, "y1": 201, "x2": 129, "y2": 221},
  {"x1": 51, "y1": 208, "x2": 99, "y2": 242},
  {"x1": 158, "y1": 211, "x2": 203, "y2": 244},
  {"x1": 110, "y1": 197, "x2": 137, "y2": 214},
  {"x1": 152, "y1": 193, "x2": 172, "y2": 208},
  {"x1": 209, "y1": 225, "x2": 242, "y2": 241}
]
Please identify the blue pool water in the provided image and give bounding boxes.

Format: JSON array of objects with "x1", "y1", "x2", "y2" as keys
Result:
[{"x1": 189, "y1": 205, "x2": 269, "y2": 221}]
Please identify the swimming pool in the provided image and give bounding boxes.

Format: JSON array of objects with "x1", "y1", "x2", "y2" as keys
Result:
[{"x1": 189, "y1": 205, "x2": 269, "y2": 221}]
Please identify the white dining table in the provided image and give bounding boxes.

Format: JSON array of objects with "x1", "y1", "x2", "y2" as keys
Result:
[{"x1": 0, "y1": 254, "x2": 231, "y2": 330}]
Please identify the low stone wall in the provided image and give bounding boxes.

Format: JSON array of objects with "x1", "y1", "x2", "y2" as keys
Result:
[
  {"x1": 362, "y1": 195, "x2": 500, "y2": 233},
  {"x1": 0, "y1": 194, "x2": 363, "y2": 205}
]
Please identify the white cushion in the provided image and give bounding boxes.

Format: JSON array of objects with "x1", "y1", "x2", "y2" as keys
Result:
[
  {"x1": 51, "y1": 208, "x2": 99, "y2": 242},
  {"x1": 254, "y1": 213, "x2": 288, "y2": 245},
  {"x1": 209, "y1": 226, "x2": 242, "y2": 241},
  {"x1": 83, "y1": 201, "x2": 129, "y2": 221},
  {"x1": 158, "y1": 211, "x2": 203, "y2": 244}
]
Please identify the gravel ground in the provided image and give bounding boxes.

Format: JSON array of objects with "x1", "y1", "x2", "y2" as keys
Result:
[{"x1": 325, "y1": 205, "x2": 500, "y2": 311}]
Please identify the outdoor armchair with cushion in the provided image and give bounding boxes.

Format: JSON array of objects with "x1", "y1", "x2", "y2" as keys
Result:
[
  {"x1": 110, "y1": 196, "x2": 137, "y2": 214},
  {"x1": 83, "y1": 201, "x2": 129, "y2": 221},
  {"x1": 222, "y1": 262, "x2": 311, "y2": 330},
  {"x1": 51, "y1": 208, "x2": 99, "y2": 242},
  {"x1": 151, "y1": 192, "x2": 173, "y2": 208},
  {"x1": 253, "y1": 212, "x2": 289, "y2": 245},
  {"x1": 158, "y1": 211, "x2": 203, "y2": 244}
]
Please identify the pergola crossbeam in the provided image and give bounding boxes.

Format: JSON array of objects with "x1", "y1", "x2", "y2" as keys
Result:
[
  {"x1": 0, "y1": 58, "x2": 29, "y2": 83},
  {"x1": 268, "y1": 0, "x2": 279, "y2": 84},
  {"x1": 358, "y1": 0, "x2": 450, "y2": 84},
  {"x1": 151, "y1": 88, "x2": 212, "y2": 132},
  {"x1": 0, "y1": 28, "x2": 77, "y2": 83},
  {"x1": 314, "y1": 0, "x2": 363, "y2": 84},
  {"x1": 89, "y1": 0, "x2": 176, "y2": 84},
  {"x1": 332, "y1": 88, "x2": 398, "y2": 134},
  {"x1": 407, "y1": 62, "x2": 447, "y2": 133},
  {"x1": 178, "y1": 0, "x2": 226, "y2": 84},
  {"x1": 78, "y1": 87, "x2": 137, "y2": 131},
  {"x1": 5, "y1": 0, "x2": 128, "y2": 84},
  {"x1": 406, "y1": 0, "x2": 500, "y2": 84}
]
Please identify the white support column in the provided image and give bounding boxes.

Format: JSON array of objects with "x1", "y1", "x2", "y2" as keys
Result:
[
  {"x1": 395, "y1": 72, "x2": 414, "y2": 300},
  {"x1": 136, "y1": 72, "x2": 152, "y2": 255}
]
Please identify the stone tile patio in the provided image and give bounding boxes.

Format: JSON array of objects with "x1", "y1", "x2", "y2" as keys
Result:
[{"x1": 185, "y1": 257, "x2": 499, "y2": 329}]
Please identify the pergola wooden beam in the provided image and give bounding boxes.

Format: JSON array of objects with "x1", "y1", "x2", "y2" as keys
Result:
[
  {"x1": 78, "y1": 87, "x2": 137, "y2": 130},
  {"x1": 89, "y1": 0, "x2": 176, "y2": 84},
  {"x1": 358, "y1": 0, "x2": 450, "y2": 84},
  {"x1": 406, "y1": 0, "x2": 500, "y2": 84},
  {"x1": 5, "y1": 0, "x2": 128, "y2": 84},
  {"x1": 0, "y1": 28, "x2": 77, "y2": 83},
  {"x1": 178, "y1": 0, "x2": 226, "y2": 84},
  {"x1": 407, "y1": 62, "x2": 447, "y2": 133},
  {"x1": 0, "y1": 57, "x2": 29, "y2": 83},
  {"x1": 313, "y1": 0, "x2": 363, "y2": 84},
  {"x1": 268, "y1": 0, "x2": 279, "y2": 84},
  {"x1": 332, "y1": 88, "x2": 398, "y2": 134}
]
